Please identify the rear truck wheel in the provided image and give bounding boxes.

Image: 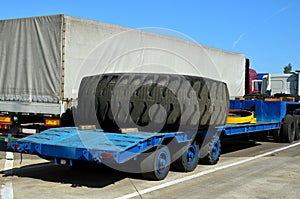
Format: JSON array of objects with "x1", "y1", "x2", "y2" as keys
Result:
[
  {"x1": 272, "y1": 129, "x2": 282, "y2": 142},
  {"x1": 141, "y1": 146, "x2": 171, "y2": 180},
  {"x1": 293, "y1": 115, "x2": 300, "y2": 141},
  {"x1": 199, "y1": 134, "x2": 221, "y2": 165},
  {"x1": 172, "y1": 142, "x2": 200, "y2": 172},
  {"x1": 282, "y1": 114, "x2": 295, "y2": 143}
]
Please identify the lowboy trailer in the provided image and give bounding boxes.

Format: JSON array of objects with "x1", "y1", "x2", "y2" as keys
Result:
[{"x1": 5, "y1": 99, "x2": 300, "y2": 180}]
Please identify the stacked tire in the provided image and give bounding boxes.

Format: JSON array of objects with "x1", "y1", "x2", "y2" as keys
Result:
[{"x1": 76, "y1": 73, "x2": 229, "y2": 132}]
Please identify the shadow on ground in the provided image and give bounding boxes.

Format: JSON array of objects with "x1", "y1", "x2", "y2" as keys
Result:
[
  {"x1": 221, "y1": 139, "x2": 261, "y2": 154},
  {"x1": 0, "y1": 162, "x2": 139, "y2": 188}
]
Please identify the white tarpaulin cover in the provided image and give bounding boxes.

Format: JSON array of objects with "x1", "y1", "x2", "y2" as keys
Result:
[
  {"x1": 0, "y1": 14, "x2": 245, "y2": 107},
  {"x1": 64, "y1": 16, "x2": 246, "y2": 99},
  {"x1": 0, "y1": 15, "x2": 62, "y2": 103}
]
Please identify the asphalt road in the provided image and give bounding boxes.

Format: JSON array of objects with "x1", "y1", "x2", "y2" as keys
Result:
[{"x1": 1, "y1": 139, "x2": 300, "y2": 199}]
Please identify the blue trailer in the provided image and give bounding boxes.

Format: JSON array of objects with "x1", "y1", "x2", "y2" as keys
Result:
[{"x1": 4, "y1": 99, "x2": 300, "y2": 180}]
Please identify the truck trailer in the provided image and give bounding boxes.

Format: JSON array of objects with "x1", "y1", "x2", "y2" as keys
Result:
[
  {"x1": 6, "y1": 98, "x2": 300, "y2": 180},
  {"x1": 0, "y1": 14, "x2": 245, "y2": 136},
  {"x1": 1, "y1": 15, "x2": 300, "y2": 181}
]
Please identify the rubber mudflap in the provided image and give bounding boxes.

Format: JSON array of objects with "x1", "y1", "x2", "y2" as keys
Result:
[{"x1": 75, "y1": 73, "x2": 229, "y2": 132}]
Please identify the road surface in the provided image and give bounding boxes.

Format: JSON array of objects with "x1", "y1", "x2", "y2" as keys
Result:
[{"x1": 1, "y1": 139, "x2": 300, "y2": 199}]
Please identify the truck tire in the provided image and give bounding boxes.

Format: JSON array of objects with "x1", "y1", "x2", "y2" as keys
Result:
[
  {"x1": 141, "y1": 146, "x2": 171, "y2": 180},
  {"x1": 272, "y1": 129, "x2": 282, "y2": 142},
  {"x1": 282, "y1": 114, "x2": 295, "y2": 143},
  {"x1": 199, "y1": 133, "x2": 221, "y2": 165},
  {"x1": 77, "y1": 73, "x2": 229, "y2": 132},
  {"x1": 172, "y1": 142, "x2": 199, "y2": 172},
  {"x1": 293, "y1": 115, "x2": 300, "y2": 141}
]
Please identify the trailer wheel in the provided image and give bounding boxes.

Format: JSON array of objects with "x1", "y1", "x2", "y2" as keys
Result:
[
  {"x1": 293, "y1": 115, "x2": 300, "y2": 141},
  {"x1": 172, "y1": 143, "x2": 199, "y2": 172},
  {"x1": 282, "y1": 114, "x2": 295, "y2": 143},
  {"x1": 141, "y1": 146, "x2": 171, "y2": 180},
  {"x1": 199, "y1": 135, "x2": 221, "y2": 165},
  {"x1": 272, "y1": 129, "x2": 282, "y2": 142}
]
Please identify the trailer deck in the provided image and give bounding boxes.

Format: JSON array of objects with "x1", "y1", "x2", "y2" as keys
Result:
[
  {"x1": 219, "y1": 121, "x2": 280, "y2": 136},
  {"x1": 8, "y1": 127, "x2": 194, "y2": 165},
  {"x1": 7, "y1": 121, "x2": 282, "y2": 165}
]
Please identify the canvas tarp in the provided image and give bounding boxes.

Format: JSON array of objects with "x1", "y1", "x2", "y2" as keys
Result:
[
  {"x1": 0, "y1": 15, "x2": 62, "y2": 103},
  {"x1": 64, "y1": 16, "x2": 245, "y2": 99}
]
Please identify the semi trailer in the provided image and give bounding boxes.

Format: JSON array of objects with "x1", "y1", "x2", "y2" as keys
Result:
[
  {"x1": 6, "y1": 96, "x2": 300, "y2": 180},
  {"x1": 1, "y1": 15, "x2": 300, "y2": 181}
]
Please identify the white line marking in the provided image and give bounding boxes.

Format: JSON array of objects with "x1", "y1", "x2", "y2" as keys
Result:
[
  {"x1": 1, "y1": 181, "x2": 13, "y2": 199},
  {"x1": 1, "y1": 152, "x2": 14, "y2": 199},
  {"x1": 116, "y1": 142, "x2": 300, "y2": 199}
]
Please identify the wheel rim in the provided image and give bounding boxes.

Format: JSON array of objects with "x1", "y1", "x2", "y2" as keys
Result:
[
  {"x1": 186, "y1": 144, "x2": 197, "y2": 165},
  {"x1": 156, "y1": 151, "x2": 168, "y2": 174},
  {"x1": 211, "y1": 139, "x2": 220, "y2": 160}
]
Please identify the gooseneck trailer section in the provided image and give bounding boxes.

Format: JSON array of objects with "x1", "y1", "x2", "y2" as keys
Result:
[
  {"x1": 221, "y1": 100, "x2": 300, "y2": 138},
  {"x1": 6, "y1": 99, "x2": 300, "y2": 180}
]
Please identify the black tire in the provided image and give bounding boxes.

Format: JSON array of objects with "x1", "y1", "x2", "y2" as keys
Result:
[
  {"x1": 140, "y1": 146, "x2": 171, "y2": 180},
  {"x1": 172, "y1": 143, "x2": 200, "y2": 172},
  {"x1": 77, "y1": 73, "x2": 229, "y2": 132},
  {"x1": 294, "y1": 115, "x2": 300, "y2": 141},
  {"x1": 282, "y1": 114, "x2": 296, "y2": 143},
  {"x1": 199, "y1": 133, "x2": 221, "y2": 165},
  {"x1": 272, "y1": 129, "x2": 282, "y2": 142}
]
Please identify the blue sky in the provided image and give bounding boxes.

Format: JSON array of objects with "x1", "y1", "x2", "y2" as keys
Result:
[{"x1": 1, "y1": 0, "x2": 299, "y2": 74}]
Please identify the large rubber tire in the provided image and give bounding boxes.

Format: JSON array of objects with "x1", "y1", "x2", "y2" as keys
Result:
[
  {"x1": 140, "y1": 146, "x2": 171, "y2": 181},
  {"x1": 172, "y1": 143, "x2": 200, "y2": 172},
  {"x1": 76, "y1": 73, "x2": 229, "y2": 132},
  {"x1": 199, "y1": 133, "x2": 221, "y2": 165},
  {"x1": 294, "y1": 115, "x2": 300, "y2": 141},
  {"x1": 282, "y1": 114, "x2": 296, "y2": 143},
  {"x1": 272, "y1": 129, "x2": 282, "y2": 142}
]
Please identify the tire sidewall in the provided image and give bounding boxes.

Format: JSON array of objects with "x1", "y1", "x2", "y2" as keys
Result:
[{"x1": 282, "y1": 114, "x2": 295, "y2": 143}]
